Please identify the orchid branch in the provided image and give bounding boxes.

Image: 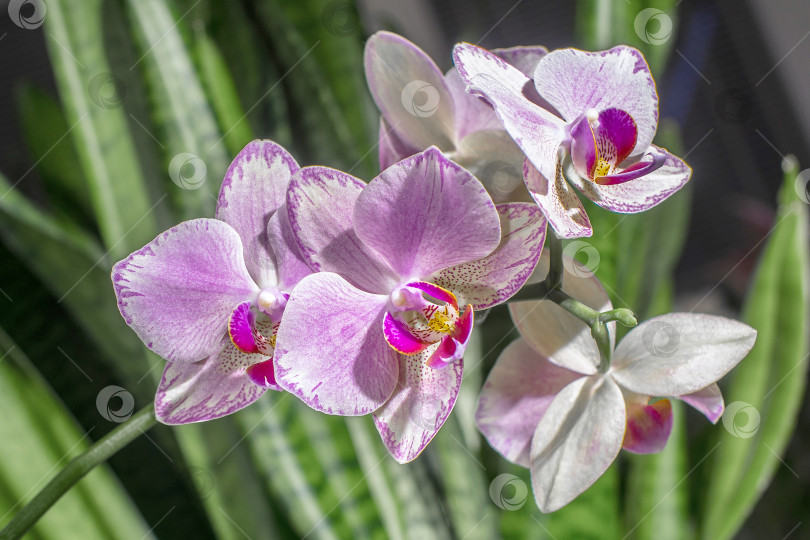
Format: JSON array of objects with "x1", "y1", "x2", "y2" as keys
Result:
[{"x1": 0, "y1": 404, "x2": 157, "y2": 540}]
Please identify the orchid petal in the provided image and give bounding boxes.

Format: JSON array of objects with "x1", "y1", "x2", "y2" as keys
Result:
[
  {"x1": 444, "y1": 67, "x2": 503, "y2": 139},
  {"x1": 266, "y1": 205, "x2": 311, "y2": 290},
  {"x1": 533, "y1": 46, "x2": 658, "y2": 155},
  {"x1": 432, "y1": 202, "x2": 546, "y2": 310},
  {"x1": 112, "y1": 219, "x2": 258, "y2": 363},
  {"x1": 524, "y1": 157, "x2": 592, "y2": 239},
  {"x1": 612, "y1": 313, "x2": 757, "y2": 397},
  {"x1": 569, "y1": 147, "x2": 690, "y2": 213},
  {"x1": 364, "y1": 31, "x2": 456, "y2": 150},
  {"x1": 274, "y1": 272, "x2": 399, "y2": 416},
  {"x1": 155, "y1": 338, "x2": 268, "y2": 424},
  {"x1": 492, "y1": 45, "x2": 549, "y2": 78},
  {"x1": 378, "y1": 117, "x2": 418, "y2": 171},
  {"x1": 353, "y1": 147, "x2": 501, "y2": 279},
  {"x1": 216, "y1": 140, "x2": 299, "y2": 287},
  {"x1": 453, "y1": 43, "x2": 541, "y2": 102},
  {"x1": 530, "y1": 376, "x2": 625, "y2": 513},
  {"x1": 373, "y1": 346, "x2": 464, "y2": 463},
  {"x1": 228, "y1": 301, "x2": 260, "y2": 353},
  {"x1": 622, "y1": 394, "x2": 673, "y2": 454},
  {"x1": 679, "y1": 383, "x2": 724, "y2": 424},
  {"x1": 509, "y1": 251, "x2": 613, "y2": 375},
  {"x1": 476, "y1": 338, "x2": 582, "y2": 467},
  {"x1": 287, "y1": 166, "x2": 398, "y2": 294}
]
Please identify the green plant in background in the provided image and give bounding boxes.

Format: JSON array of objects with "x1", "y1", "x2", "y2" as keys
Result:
[{"x1": 0, "y1": 1, "x2": 807, "y2": 539}]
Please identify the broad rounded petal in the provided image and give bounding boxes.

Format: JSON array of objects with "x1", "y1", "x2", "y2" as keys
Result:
[
  {"x1": 155, "y1": 338, "x2": 268, "y2": 424},
  {"x1": 266, "y1": 205, "x2": 312, "y2": 290},
  {"x1": 530, "y1": 376, "x2": 625, "y2": 513},
  {"x1": 216, "y1": 140, "x2": 299, "y2": 287},
  {"x1": 431, "y1": 203, "x2": 546, "y2": 310},
  {"x1": 453, "y1": 130, "x2": 530, "y2": 203},
  {"x1": 509, "y1": 251, "x2": 613, "y2": 375},
  {"x1": 622, "y1": 396, "x2": 673, "y2": 454},
  {"x1": 379, "y1": 118, "x2": 418, "y2": 171},
  {"x1": 112, "y1": 219, "x2": 259, "y2": 364},
  {"x1": 525, "y1": 158, "x2": 592, "y2": 239},
  {"x1": 492, "y1": 45, "x2": 549, "y2": 78},
  {"x1": 373, "y1": 347, "x2": 464, "y2": 463},
  {"x1": 444, "y1": 68, "x2": 502, "y2": 140},
  {"x1": 354, "y1": 147, "x2": 501, "y2": 278},
  {"x1": 569, "y1": 148, "x2": 691, "y2": 213},
  {"x1": 453, "y1": 43, "x2": 539, "y2": 101},
  {"x1": 533, "y1": 46, "x2": 658, "y2": 155},
  {"x1": 274, "y1": 273, "x2": 399, "y2": 415},
  {"x1": 476, "y1": 338, "x2": 582, "y2": 467},
  {"x1": 364, "y1": 31, "x2": 456, "y2": 151},
  {"x1": 287, "y1": 166, "x2": 398, "y2": 293},
  {"x1": 679, "y1": 383, "x2": 724, "y2": 424},
  {"x1": 612, "y1": 313, "x2": 757, "y2": 397}
]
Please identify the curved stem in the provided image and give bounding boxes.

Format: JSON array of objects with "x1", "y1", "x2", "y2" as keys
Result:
[{"x1": 0, "y1": 404, "x2": 157, "y2": 540}]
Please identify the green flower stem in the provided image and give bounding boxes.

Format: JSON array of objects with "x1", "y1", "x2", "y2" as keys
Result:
[
  {"x1": 546, "y1": 233, "x2": 564, "y2": 290},
  {"x1": 0, "y1": 404, "x2": 157, "y2": 540}
]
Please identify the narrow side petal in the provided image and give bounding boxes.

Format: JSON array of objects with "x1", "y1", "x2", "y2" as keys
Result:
[
  {"x1": 622, "y1": 396, "x2": 673, "y2": 454},
  {"x1": 612, "y1": 313, "x2": 757, "y2": 397},
  {"x1": 379, "y1": 117, "x2": 418, "y2": 171},
  {"x1": 533, "y1": 46, "x2": 658, "y2": 155},
  {"x1": 476, "y1": 338, "x2": 583, "y2": 467},
  {"x1": 364, "y1": 31, "x2": 456, "y2": 150},
  {"x1": 492, "y1": 45, "x2": 549, "y2": 78},
  {"x1": 530, "y1": 376, "x2": 626, "y2": 512},
  {"x1": 216, "y1": 140, "x2": 299, "y2": 286},
  {"x1": 569, "y1": 147, "x2": 690, "y2": 213},
  {"x1": 524, "y1": 158, "x2": 592, "y2": 239},
  {"x1": 274, "y1": 273, "x2": 399, "y2": 416},
  {"x1": 373, "y1": 347, "x2": 464, "y2": 463},
  {"x1": 353, "y1": 147, "x2": 501, "y2": 279},
  {"x1": 266, "y1": 204, "x2": 312, "y2": 290},
  {"x1": 155, "y1": 338, "x2": 268, "y2": 424},
  {"x1": 287, "y1": 166, "x2": 398, "y2": 294},
  {"x1": 679, "y1": 383, "x2": 724, "y2": 424},
  {"x1": 431, "y1": 202, "x2": 546, "y2": 310},
  {"x1": 112, "y1": 219, "x2": 258, "y2": 364}
]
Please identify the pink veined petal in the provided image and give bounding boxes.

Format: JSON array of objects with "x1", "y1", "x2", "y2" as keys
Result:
[
  {"x1": 426, "y1": 305, "x2": 473, "y2": 369},
  {"x1": 112, "y1": 219, "x2": 259, "y2": 364},
  {"x1": 246, "y1": 358, "x2": 280, "y2": 390},
  {"x1": 524, "y1": 158, "x2": 592, "y2": 239},
  {"x1": 622, "y1": 395, "x2": 673, "y2": 454},
  {"x1": 444, "y1": 67, "x2": 503, "y2": 140},
  {"x1": 431, "y1": 202, "x2": 547, "y2": 310},
  {"x1": 453, "y1": 43, "x2": 540, "y2": 103},
  {"x1": 379, "y1": 117, "x2": 418, "y2": 171},
  {"x1": 530, "y1": 375, "x2": 626, "y2": 513},
  {"x1": 274, "y1": 272, "x2": 399, "y2": 416},
  {"x1": 373, "y1": 346, "x2": 464, "y2": 463},
  {"x1": 265, "y1": 205, "x2": 312, "y2": 290},
  {"x1": 510, "y1": 250, "x2": 613, "y2": 375},
  {"x1": 216, "y1": 140, "x2": 299, "y2": 287},
  {"x1": 476, "y1": 338, "x2": 583, "y2": 467},
  {"x1": 492, "y1": 45, "x2": 549, "y2": 79},
  {"x1": 569, "y1": 147, "x2": 691, "y2": 213},
  {"x1": 383, "y1": 312, "x2": 429, "y2": 355},
  {"x1": 679, "y1": 383, "x2": 724, "y2": 424},
  {"x1": 364, "y1": 31, "x2": 456, "y2": 151},
  {"x1": 533, "y1": 46, "x2": 659, "y2": 156},
  {"x1": 353, "y1": 147, "x2": 501, "y2": 279},
  {"x1": 155, "y1": 337, "x2": 269, "y2": 424},
  {"x1": 286, "y1": 166, "x2": 398, "y2": 294},
  {"x1": 611, "y1": 313, "x2": 757, "y2": 397}
]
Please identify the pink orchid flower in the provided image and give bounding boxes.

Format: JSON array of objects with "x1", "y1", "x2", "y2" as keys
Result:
[
  {"x1": 274, "y1": 147, "x2": 547, "y2": 462},
  {"x1": 476, "y1": 257, "x2": 756, "y2": 511},
  {"x1": 453, "y1": 43, "x2": 692, "y2": 238},
  {"x1": 112, "y1": 141, "x2": 310, "y2": 424}
]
